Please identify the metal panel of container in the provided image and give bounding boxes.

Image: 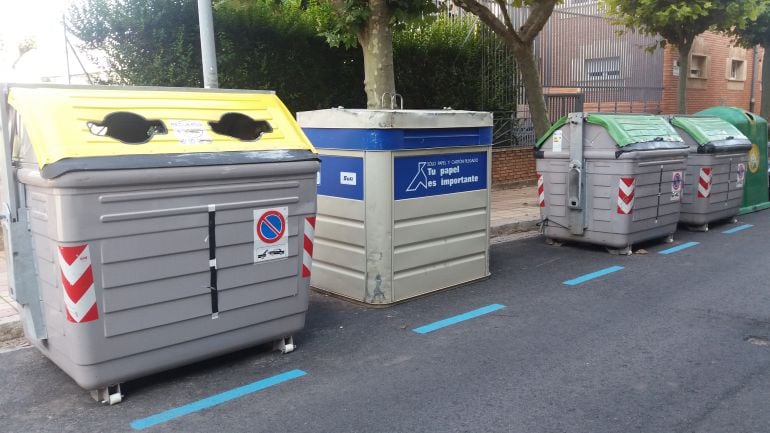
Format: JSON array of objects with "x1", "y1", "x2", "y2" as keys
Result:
[
  {"x1": 298, "y1": 109, "x2": 492, "y2": 305},
  {"x1": 1, "y1": 84, "x2": 319, "y2": 403},
  {"x1": 669, "y1": 116, "x2": 752, "y2": 230},
  {"x1": 535, "y1": 113, "x2": 689, "y2": 254}
]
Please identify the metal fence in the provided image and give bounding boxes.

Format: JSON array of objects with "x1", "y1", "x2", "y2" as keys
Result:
[{"x1": 442, "y1": 0, "x2": 665, "y2": 147}]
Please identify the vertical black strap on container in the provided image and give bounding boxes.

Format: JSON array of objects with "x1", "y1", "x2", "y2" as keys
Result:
[
  {"x1": 655, "y1": 166, "x2": 663, "y2": 222},
  {"x1": 208, "y1": 204, "x2": 219, "y2": 318}
]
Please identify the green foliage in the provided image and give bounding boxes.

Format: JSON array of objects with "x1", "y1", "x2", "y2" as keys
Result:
[
  {"x1": 69, "y1": 0, "x2": 202, "y2": 86},
  {"x1": 725, "y1": 2, "x2": 770, "y2": 48},
  {"x1": 602, "y1": 0, "x2": 764, "y2": 48},
  {"x1": 68, "y1": 0, "x2": 500, "y2": 112},
  {"x1": 394, "y1": 16, "x2": 484, "y2": 110},
  {"x1": 214, "y1": 0, "x2": 365, "y2": 110},
  {"x1": 393, "y1": 16, "x2": 517, "y2": 111},
  {"x1": 69, "y1": 0, "x2": 366, "y2": 110},
  {"x1": 316, "y1": 0, "x2": 436, "y2": 48}
]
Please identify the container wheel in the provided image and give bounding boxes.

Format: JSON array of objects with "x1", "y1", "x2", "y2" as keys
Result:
[
  {"x1": 275, "y1": 336, "x2": 296, "y2": 354},
  {"x1": 90, "y1": 384, "x2": 123, "y2": 405}
]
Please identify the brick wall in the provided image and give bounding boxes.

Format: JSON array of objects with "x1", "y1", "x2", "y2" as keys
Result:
[
  {"x1": 491, "y1": 147, "x2": 537, "y2": 188},
  {"x1": 490, "y1": 30, "x2": 766, "y2": 189},
  {"x1": 661, "y1": 31, "x2": 764, "y2": 114}
]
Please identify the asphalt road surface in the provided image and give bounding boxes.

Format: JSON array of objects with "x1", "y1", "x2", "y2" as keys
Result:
[{"x1": 2, "y1": 212, "x2": 770, "y2": 433}]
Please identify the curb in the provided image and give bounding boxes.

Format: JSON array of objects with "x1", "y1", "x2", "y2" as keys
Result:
[
  {"x1": 0, "y1": 315, "x2": 22, "y2": 343},
  {"x1": 490, "y1": 218, "x2": 540, "y2": 238}
]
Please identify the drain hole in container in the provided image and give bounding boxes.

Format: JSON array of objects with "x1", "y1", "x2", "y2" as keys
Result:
[
  {"x1": 209, "y1": 113, "x2": 273, "y2": 141},
  {"x1": 87, "y1": 112, "x2": 167, "y2": 144}
]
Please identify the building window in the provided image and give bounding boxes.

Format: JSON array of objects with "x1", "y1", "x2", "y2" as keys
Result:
[
  {"x1": 585, "y1": 56, "x2": 621, "y2": 80},
  {"x1": 689, "y1": 54, "x2": 709, "y2": 79},
  {"x1": 729, "y1": 59, "x2": 747, "y2": 81}
]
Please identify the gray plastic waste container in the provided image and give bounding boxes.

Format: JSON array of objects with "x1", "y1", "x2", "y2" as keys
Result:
[
  {"x1": 669, "y1": 116, "x2": 752, "y2": 230},
  {"x1": 535, "y1": 113, "x2": 689, "y2": 254},
  {"x1": 0, "y1": 84, "x2": 319, "y2": 403},
  {"x1": 298, "y1": 109, "x2": 492, "y2": 305}
]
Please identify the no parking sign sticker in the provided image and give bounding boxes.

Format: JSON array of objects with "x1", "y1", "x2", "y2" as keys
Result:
[
  {"x1": 254, "y1": 207, "x2": 288, "y2": 263},
  {"x1": 671, "y1": 171, "x2": 683, "y2": 201}
]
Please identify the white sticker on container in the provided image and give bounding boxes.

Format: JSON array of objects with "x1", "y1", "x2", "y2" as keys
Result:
[
  {"x1": 170, "y1": 120, "x2": 213, "y2": 145},
  {"x1": 340, "y1": 171, "x2": 357, "y2": 186},
  {"x1": 737, "y1": 163, "x2": 746, "y2": 188},
  {"x1": 552, "y1": 130, "x2": 563, "y2": 153},
  {"x1": 671, "y1": 171, "x2": 683, "y2": 201},
  {"x1": 254, "y1": 207, "x2": 289, "y2": 263}
]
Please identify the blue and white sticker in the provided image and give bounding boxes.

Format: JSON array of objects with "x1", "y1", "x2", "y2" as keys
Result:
[
  {"x1": 394, "y1": 152, "x2": 487, "y2": 200},
  {"x1": 737, "y1": 162, "x2": 746, "y2": 188},
  {"x1": 317, "y1": 155, "x2": 364, "y2": 200},
  {"x1": 671, "y1": 171, "x2": 683, "y2": 201}
]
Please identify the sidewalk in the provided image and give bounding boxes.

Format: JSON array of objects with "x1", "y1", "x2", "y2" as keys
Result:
[
  {"x1": 0, "y1": 185, "x2": 540, "y2": 345},
  {"x1": 0, "y1": 250, "x2": 23, "y2": 347},
  {"x1": 490, "y1": 184, "x2": 540, "y2": 237}
]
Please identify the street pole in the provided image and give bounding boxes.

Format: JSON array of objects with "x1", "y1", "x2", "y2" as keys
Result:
[
  {"x1": 749, "y1": 45, "x2": 758, "y2": 113},
  {"x1": 197, "y1": 0, "x2": 219, "y2": 89},
  {"x1": 63, "y1": 15, "x2": 72, "y2": 84}
]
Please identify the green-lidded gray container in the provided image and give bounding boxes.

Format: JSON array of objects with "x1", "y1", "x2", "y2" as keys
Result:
[
  {"x1": 534, "y1": 113, "x2": 689, "y2": 254},
  {"x1": 696, "y1": 107, "x2": 770, "y2": 214},
  {"x1": 669, "y1": 116, "x2": 752, "y2": 230}
]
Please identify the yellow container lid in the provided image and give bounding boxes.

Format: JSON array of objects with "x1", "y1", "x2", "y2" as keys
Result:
[{"x1": 8, "y1": 85, "x2": 316, "y2": 168}]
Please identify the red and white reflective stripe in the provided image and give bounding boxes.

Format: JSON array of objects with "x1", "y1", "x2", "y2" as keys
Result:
[
  {"x1": 58, "y1": 244, "x2": 98, "y2": 323},
  {"x1": 697, "y1": 167, "x2": 712, "y2": 198},
  {"x1": 537, "y1": 173, "x2": 545, "y2": 207},
  {"x1": 617, "y1": 177, "x2": 635, "y2": 215},
  {"x1": 302, "y1": 216, "x2": 316, "y2": 278}
]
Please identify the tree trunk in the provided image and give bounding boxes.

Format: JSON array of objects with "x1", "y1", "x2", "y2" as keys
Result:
[
  {"x1": 357, "y1": 0, "x2": 395, "y2": 109},
  {"x1": 512, "y1": 41, "x2": 550, "y2": 139},
  {"x1": 677, "y1": 43, "x2": 691, "y2": 114},
  {"x1": 761, "y1": 46, "x2": 770, "y2": 120}
]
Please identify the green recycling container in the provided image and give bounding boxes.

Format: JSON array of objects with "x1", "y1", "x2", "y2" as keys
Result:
[{"x1": 696, "y1": 107, "x2": 770, "y2": 214}]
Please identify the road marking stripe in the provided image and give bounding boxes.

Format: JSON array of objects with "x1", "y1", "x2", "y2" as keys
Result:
[
  {"x1": 412, "y1": 304, "x2": 506, "y2": 334},
  {"x1": 658, "y1": 242, "x2": 699, "y2": 255},
  {"x1": 563, "y1": 265, "x2": 624, "y2": 286},
  {"x1": 130, "y1": 369, "x2": 307, "y2": 430},
  {"x1": 722, "y1": 224, "x2": 753, "y2": 234}
]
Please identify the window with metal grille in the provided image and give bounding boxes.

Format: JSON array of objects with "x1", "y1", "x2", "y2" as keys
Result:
[{"x1": 584, "y1": 56, "x2": 621, "y2": 80}]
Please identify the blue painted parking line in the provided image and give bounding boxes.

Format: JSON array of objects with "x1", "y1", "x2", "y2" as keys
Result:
[
  {"x1": 723, "y1": 224, "x2": 753, "y2": 234},
  {"x1": 130, "y1": 369, "x2": 307, "y2": 430},
  {"x1": 412, "y1": 304, "x2": 506, "y2": 334},
  {"x1": 658, "y1": 242, "x2": 699, "y2": 255},
  {"x1": 563, "y1": 265, "x2": 624, "y2": 286}
]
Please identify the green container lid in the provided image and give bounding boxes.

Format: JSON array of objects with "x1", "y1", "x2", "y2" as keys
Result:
[
  {"x1": 535, "y1": 114, "x2": 682, "y2": 149},
  {"x1": 671, "y1": 116, "x2": 749, "y2": 146}
]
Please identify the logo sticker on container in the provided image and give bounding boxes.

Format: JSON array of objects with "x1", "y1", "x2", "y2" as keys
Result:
[
  {"x1": 254, "y1": 207, "x2": 289, "y2": 263},
  {"x1": 748, "y1": 144, "x2": 760, "y2": 174},
  {"x1": 671, "y1": 171, "x2": 683, "y2": 201},
  {"x1": 170, "y1": 120, "x2": 213, "y2": 145},
  {"x1": 737, "y1": 163, "x2": 746, "y2": 188}
]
